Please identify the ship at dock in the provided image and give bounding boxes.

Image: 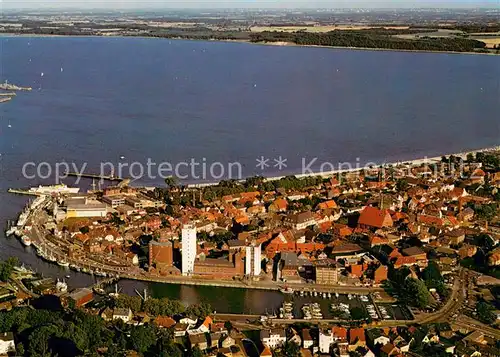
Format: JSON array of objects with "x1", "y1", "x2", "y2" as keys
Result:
[
  {"x1": 0, "y1": 81, "x2": 32, "y2": 91},
  {"x1": 28, "y1": 184, "x2": 80, "y2": 195},
  {"x1": 21, "y1": 235, "x2": 32, "y2": 247}
]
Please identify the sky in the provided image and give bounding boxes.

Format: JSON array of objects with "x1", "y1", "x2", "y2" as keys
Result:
[{"x1": 1, "y1": 0, "x2": 499, "y2": 10}]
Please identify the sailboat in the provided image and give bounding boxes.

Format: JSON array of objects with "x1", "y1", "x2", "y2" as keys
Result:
[
  {"x1": 109, "y1": 284, "x2": 121, "y2": 298},
  {"x1": 56, "y1": 279, "x2": 68, "y2": 293}
]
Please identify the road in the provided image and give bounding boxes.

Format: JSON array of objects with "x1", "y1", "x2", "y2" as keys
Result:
[
  {"x1": 416, "y1": 267, "x2": 468, "y2": 325},
  {"x1": 454, "y1": 315, "x2": 500, "y2": 340}
]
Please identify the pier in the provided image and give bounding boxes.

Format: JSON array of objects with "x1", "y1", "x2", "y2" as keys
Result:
[
  {"x1": 64, "y1": 171, "x2": 124, "y2": 181},
  {"x1": 91, "y1": 277, "x2": 120, "y2": 291},
  {"x1": 7, "y1": 189, "x2": 40, "y2": 196},
  {"x1": 0, "y1": 82, "x2": 32, "y2": 91}
]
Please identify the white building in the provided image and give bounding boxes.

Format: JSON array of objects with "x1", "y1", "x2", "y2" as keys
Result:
[
  {"x1": 66, "y1": 198, "x2": 107, "y2": 218},
  {"x1": 182, "y1": 224, "x2": 197, "y2": 275},
  {"x1": 0, "y1": 332, "x2": 15, "y2": 355},
  {"x1": 260, "y1": 329, "x2": 286, "y2": 349},
  {"x1": 319, "y1": 330, "x2": 334, "y2": 354},
  {"x1": 113, "y1": 308, "x2": 132, "y2": 323},
  {"x1": 245, "y1": 243, "x2": 262, "y2": 276}
]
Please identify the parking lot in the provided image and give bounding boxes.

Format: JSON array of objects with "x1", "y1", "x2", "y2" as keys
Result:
[{"x1": 284, "y1": 292, "x2": 414, "y2": 321}]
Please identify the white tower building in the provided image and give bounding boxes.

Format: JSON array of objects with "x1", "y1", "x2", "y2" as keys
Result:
[
  {"x1": 245, "y1": 243, "x2": 262, "y2": 277},
  {"x1": 181, "y1": 224, "x2": 197, "y2": 275}
]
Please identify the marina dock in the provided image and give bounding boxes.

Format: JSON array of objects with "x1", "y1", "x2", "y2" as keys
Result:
[
  {"x1": 7, "y1": 189, "x2": 40, "y2": 196},
  {"x1": 65, "y1": 171, "x2": 124, "y2": 181},
  {"x1": 0, "y1": 82, "x2": 32, "y2": 91}
]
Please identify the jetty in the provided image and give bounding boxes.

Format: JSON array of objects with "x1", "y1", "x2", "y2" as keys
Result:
[
  {"x1": 0, "y1": 82, "x2": 32, "y2": 91},
  {"x1": 7, "y1": 189, "x2": 40, "y2": 196},
  {"x1": 65, "y1": 171, "x2": 124, "y2": 182}
]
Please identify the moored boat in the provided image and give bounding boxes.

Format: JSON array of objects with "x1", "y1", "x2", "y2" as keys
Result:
[
  {"x1": 28, "y1": 184, "x2": 79, "y2": 195},
  {"x1": 279, "y1": 287, "x2": 294, "y2": 294},
  {"x1": 56, "y1": 279, "x2": 68, "y2": 293},
  {"x1": 21, "y1": 235, "x2": 32, "y2": 247}
]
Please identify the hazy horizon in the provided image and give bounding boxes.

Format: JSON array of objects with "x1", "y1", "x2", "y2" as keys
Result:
[{"x1": 2, "y1": 0, "x2": 499, "y2": 10}]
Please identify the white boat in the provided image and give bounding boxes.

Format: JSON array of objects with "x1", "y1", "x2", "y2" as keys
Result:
[
  {"x1": 279, "y1": 287, "x2": 294, "y2": 294},
  {"x1": 5, "y1": 226, "x2": 16, "y2": 237},
  {"x1": 14, "y1": 264, "x2": 34, "y2": 274},
  {"x1": 57, "y1": 260, "x2": 69, "y2": 267},
  {"x1": 21, "y1": 235, "x2": 32, "y2": 246},
  {"x1": 69, "y1": 264, "x2": 81, "y2": 272},
  {"x1": 28, "y1": 184, "x2": 79, "y2": 195},
  {"x1": 109, "y1": 284, "x2": 121, "y2": 298},
  {"x1": 56, "y1": 279, "x2": 68, "y2": 293}
]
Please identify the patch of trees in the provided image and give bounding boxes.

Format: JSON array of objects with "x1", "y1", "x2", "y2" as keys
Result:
[
  {"x1": 383, "y1": 267, "x2": 433, "y2": 309},
  {"x1": 197, "y1": 230, "x2": 236, "y2": 246},
  {"x1": 272, "y1": 341, "x2": 301, "y2": 357},
  {"x1": 473, "y1": 203, "x2": 498, "y2": 221},
  {"x1": 422, "y1": 261, "x2": 447, "y2": 297},
  {"x1": 114, "y1": 294, "x2": 213, "y2": 319},
  {"x1": 450, "y1": 25, "x2": 500, "y2": 33},
  {"x1": 475, "y1": 152, "x2": 500, "y2": 170},
  {"x1": 0, "y1": 257, "x2": 19, "y2": 282},
  {"x1": 0, "y1": 306, "x2": 182, "y2": 357},
  {"x1": 250, "y1": 30, "x2": 487, "y2": 52},
  {"x1": 476, "y1": 301, "x2": 496, "y2": 324}
]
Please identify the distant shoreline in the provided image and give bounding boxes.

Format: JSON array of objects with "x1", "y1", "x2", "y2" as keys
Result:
[
  {"x1": 1, "y1": 32, "x2": 498, "y2": 56},
  {"x1": 185, "y1": 145, "x2": 500, "y2": 188}
]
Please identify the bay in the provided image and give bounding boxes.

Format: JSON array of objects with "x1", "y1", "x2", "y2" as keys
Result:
[{"x1": 0, "y1": 36, "x2": 498, "y2": 312}]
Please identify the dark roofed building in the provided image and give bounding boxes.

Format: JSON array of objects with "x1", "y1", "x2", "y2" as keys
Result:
[
  {"x1": 284, "y1": 211, "x2": 316, "y2": 230},
  {"x1": 227, "y1": 239, "x2": 247, "y2": 250}
]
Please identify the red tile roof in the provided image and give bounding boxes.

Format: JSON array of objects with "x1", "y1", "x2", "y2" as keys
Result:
[
  {"x1": 332, "y1": 326, "x2": 348, "y2": 340},
  {"x1": 154, "y1": 316, "x2": 176, "y2": 328},
  {"x1": 349, "y1": 328, "x2": 366, "y2": 344},
  {"x1": 350, "y1": 264, "x2": 363, "y2": 277},
  {"x1": 318, "y1": 200, "x2": 338, "y2": 210},
  {"x1": 394, "y1": 256, "x2": 417, "y2": 268},
  {"x1": 358, "y1": 206, "x2": 393, "y2": 229}
]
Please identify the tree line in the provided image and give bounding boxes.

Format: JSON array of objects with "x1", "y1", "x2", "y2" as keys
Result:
[
  {"x1": 250, "y1": 30, "x2": 487, "y2": 52},
  {"x1": 114, "y1": 294, "x2": 212, "y2": 319},
  {"x1": 0, "y1": 306, "x2": 182, "y2": 357}
]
